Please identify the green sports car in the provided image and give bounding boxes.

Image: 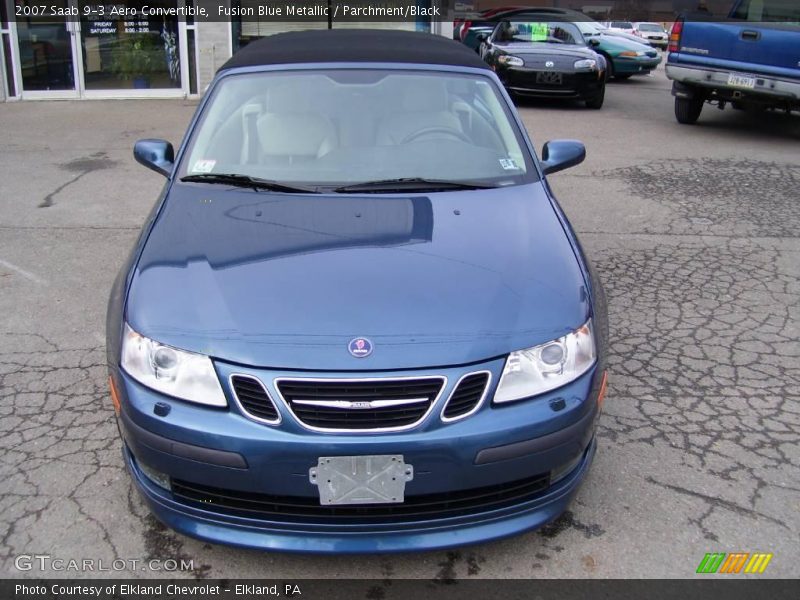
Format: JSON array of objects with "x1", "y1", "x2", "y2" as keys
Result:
[{"x1": 575, "y1": 21, "x2": 662, "y2": 80}]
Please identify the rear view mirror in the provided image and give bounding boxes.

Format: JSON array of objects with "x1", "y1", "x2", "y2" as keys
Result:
[
  {"x1": 540, "y1": 140, "x2": 586, "y2": 175},
  {"x1": 134, "y1": 139, "x2": 175, "y2": 177}
]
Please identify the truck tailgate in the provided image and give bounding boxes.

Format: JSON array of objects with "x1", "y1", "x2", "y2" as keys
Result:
[{"x1": 677, "y1": 21, "x2": 800, "y2": 75}]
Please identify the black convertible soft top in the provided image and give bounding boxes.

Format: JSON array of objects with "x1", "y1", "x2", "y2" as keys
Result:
[{"x1": 219, "y1": 29, "x2": 492, "y2": 72}]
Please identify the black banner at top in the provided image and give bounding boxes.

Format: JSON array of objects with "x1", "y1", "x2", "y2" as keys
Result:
[{"x1": 7, "y1": 0, "x2": 800, "y2": 23}]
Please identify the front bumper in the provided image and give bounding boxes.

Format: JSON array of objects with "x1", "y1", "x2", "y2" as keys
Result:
[
  {"x1": 113, "y1": 359, "x2": 603, "y2": 553},
  {"x1": 124, "y1": 438, "x2": 596, "y2": 553},
  {"x1": 640, "y1": 37, "x2": 667, "y2": 48},
  {"x1": 498, "y1": 68, "x2": 604, "y2": 99},
  {"x1": 613, "y1": 56, "x2": 661, "y2": 75}
]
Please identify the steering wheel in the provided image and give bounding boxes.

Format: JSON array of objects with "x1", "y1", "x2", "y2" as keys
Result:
[{"x1": 400, "y1": 127, "x2": 471, "y2": 145}]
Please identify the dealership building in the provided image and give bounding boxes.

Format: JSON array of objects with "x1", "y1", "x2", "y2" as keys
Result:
[
  {"x1": 0, "y1": 0, "x2": 732, "y2": 101},
  {"x1": 0, "y1": 0, "x2": 453, "y2": 101}
]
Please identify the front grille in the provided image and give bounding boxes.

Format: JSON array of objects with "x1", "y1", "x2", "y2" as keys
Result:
[
  {"x1": 231, "y1": 375, "x2": 280, "y2": 423},
  {"x1": 171, "y1": 472, "x2": 550, "y2": 523},
  {"x1": 442, "y1": 372, "x2": 490, "y2": 420},
  {"x1": 276, "y1": 377, "x2": 444, "y2": 431}
]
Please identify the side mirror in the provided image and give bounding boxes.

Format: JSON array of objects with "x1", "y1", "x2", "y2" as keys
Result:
[
  {"x1": 134, "y1": 139, "x2": 175, "y2": 177},
  {"x1": 540, "y1": 140, "x2": 586, "y2": 176},
  {"x1": 475, "y1": 32, "x2": 489, "y2": 42},
  {"x1": 588, "y1": 38, "x2": 600, "y2": 47}
]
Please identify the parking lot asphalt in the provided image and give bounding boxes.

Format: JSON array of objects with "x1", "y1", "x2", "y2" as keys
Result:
[{"x1": 1, "y1": 62, "x2": 798, "y2": 579}]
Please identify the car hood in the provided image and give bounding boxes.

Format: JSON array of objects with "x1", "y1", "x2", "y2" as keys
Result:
[
  {"x1": 126, "y1": 183, "x2": 590, "y2": 370},
  {"x1": 597, "y1": 33, "x2": 654, "y2": 52},
  {"x1": 497, "y1": 42, "x2": 596, "y2": 59}
]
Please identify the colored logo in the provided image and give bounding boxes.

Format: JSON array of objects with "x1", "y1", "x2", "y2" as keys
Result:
[
  {"x1": 696, "y1": 552, "x2": 773, "y2": 574},
  {"x1": 348, "y1": 337, "x2": 373, "y2": 358}
]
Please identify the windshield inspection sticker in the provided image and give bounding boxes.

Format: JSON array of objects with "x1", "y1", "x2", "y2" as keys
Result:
[
  {"x1": 499, "y1": 158, "x2": 521, "y2": 170},
  {"x1": 526, "y1": 22, "x2": 549, "y2": 41},
  {"x1": 192, "y1": 159, "x2": 216, "y2": 173}
]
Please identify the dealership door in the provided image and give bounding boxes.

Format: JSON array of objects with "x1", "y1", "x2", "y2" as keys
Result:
[
  {"x1": 8, "y1": 0, "x2": 190, "y2": 98},
  {"x1": 77, "y1": 0, "x2": 188, "y2": 98},
  {"x1": 13, "y1": 0, "x2": 81, "y2": 98}
]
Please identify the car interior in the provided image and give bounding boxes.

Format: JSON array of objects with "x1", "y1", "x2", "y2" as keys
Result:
[{"x1": 184, "y1": 70, "x2": 531, "y2": 185}]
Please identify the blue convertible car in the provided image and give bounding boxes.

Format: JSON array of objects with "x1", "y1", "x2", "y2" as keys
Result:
[{"x1": 107, "y1": 29, "x2": 608, "y2": 553}]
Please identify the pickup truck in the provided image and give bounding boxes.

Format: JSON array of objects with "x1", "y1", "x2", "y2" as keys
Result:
[{"x1": 665, "y1": 0, "x2": 800, "y2": 124}]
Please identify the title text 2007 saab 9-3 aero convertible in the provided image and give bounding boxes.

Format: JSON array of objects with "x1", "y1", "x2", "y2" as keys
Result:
[{"x1": 107, "y1": 29, "x2": 608, "y2": 553}]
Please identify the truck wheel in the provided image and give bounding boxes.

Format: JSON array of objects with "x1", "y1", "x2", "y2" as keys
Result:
[{"x1": 675, "y1": 96, "x2": 704, "y2": 124}]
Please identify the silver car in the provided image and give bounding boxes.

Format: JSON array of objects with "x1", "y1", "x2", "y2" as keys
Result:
[{"x1": 634, "y1": 22, "x2": 669, "y2": 48}]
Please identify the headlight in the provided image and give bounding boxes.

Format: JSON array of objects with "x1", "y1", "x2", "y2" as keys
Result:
[
  {"x1": 574, "y1": 58, "x2": 598, "y2": 70},
  {"x1": 619, "y1": 50, "x2": 645, "y2": 58},
  {"x1": 497, "y1": 55, "x2": 524, "y2": 67},
  {"x1": 121, "y1": 323, "x2": 227, "y2": 407},
  {"x1": 494, "y1": 320, "x2": 596, "y2": 404}
]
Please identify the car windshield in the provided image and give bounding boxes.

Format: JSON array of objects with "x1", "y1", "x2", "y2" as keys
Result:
[
  {"x1": 610, "y1": 21, "x2": 633, "y2": 29},
  {"x1": 575, "y1": 21, "x2": 605, "y2": 36},
  {"x1": 637, "y1": 23, "x2": 663, "y2": 32},
  {"x1": 181, "y1": 69, "x2": 535, "y2": 189},
  {"x1": 494, "y1": 20, "x2": 584, "y2": 45}
]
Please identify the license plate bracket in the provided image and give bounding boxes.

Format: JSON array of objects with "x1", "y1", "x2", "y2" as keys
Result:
[
  {"x1": 310, "y1": 455, "x2": 414, "y2": 505},
  {"x1": 535, "y1": 71, "x2": 563, "y2": 85}
]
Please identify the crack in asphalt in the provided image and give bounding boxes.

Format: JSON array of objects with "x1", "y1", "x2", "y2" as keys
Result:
[
  {"x1": 646, "y1": 476, "x2": 790, "y2": 531},
  {"x1": 585, "y1": 159, "x2": 799, "y2": 546},
  {"x1": 0, "y1": 331, "x2": 212, "y2": 578}
]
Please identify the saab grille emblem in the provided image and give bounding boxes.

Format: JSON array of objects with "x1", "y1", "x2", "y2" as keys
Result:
[
  {"x1": 348, "y1": 337, "x2": 373, "y2": 358},
  {"x1": 545, "y1": 61, "x2": 555, "y2": 68}
]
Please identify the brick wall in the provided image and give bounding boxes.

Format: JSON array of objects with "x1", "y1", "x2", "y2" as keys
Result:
[{"x1": 196, "y1": 19, "x2": 233, "y2": 93}]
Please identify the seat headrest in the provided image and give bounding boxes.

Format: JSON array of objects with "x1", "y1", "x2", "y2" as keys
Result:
[
  {"x1": 266, "y1": 76, "x2": 331, "y2": 113},
  {"x1": 257, "y1": 113, "x2": 337, "y2": 158},
  {"x1": 400, "y1": 79, "x2": 449, "y2": 112}
]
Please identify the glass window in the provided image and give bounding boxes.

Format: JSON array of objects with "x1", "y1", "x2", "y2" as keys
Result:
[
  {"x1": 14, "y1": 0, "x2": 76, "y2": 91},
  {"x1": 637, "y1": 24, "x2": 663, "y2": 32},
  {"x1": 730, "y1": 0, "x2": 800, "y2": 21},
  {"x1": 231, "y1": 0, "x2": 427, "y2": 52},
  {"x1": 575, "y1": 21, "x2": 605, "y2": 37},
  {"x1": 182, "y1": 69, "x2": 536, "y2": 188},
  {"x1": 494, "y1": 20, "x2": 584, "y2": 46},
  {"x1": 79, "y1": 0, "x2": 180, "y2": 90}
]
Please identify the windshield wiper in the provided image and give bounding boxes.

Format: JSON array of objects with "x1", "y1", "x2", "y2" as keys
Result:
[
  {"x1": 333, "y1": 177, "x2": 497, "y2": 193},
  {"x1": 181, "y1": 173, "x2": 318, "y2": 194}
]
